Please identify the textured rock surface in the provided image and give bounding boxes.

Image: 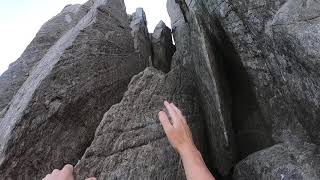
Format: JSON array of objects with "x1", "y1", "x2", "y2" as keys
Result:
[
  {"x1": 0, "y1": 0, "x2": 319, "y2": 179},
  {"x1": 202, "y1": 0, "x2": 320, "y2": 146},
  {"x1": 75, "y1": 67, "x2": 208, "y2": 179},
  {"x1": 167, "y1": 0, "x2": 237, "y2": 176},
  {"x1": 167, "y1": 0, "x2": 320, "y2": 178},
  {"x1": 234, "y1": 143, "x2": 320, "y2": 180},
  {"x1": 0, "y1": 2, "x2": 92, "y2": 112},
  {"x1": 0, "y1": 0, "x2": 148, "y2": 179},
  {"x1": 130, "y1": 8, "x2": 152, "y2": 65},
  {"x1": 151, "y1": 21, "x2": 175, "y2": 73}
]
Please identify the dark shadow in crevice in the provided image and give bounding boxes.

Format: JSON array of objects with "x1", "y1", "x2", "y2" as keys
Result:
[
  {"x1": 196, "y1": 104, "x2": 223, "y2": 179},
  {"x1": 196, "y1": 4, "x2": 275, "y2": 162},
  {"x1": 175, "y1": 0, "x2": 189, "y2": 23}
]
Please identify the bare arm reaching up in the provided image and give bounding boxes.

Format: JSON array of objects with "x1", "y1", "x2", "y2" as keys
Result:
[{"x1": 159, "y1": 101, "x2": 215, "y2": 180}]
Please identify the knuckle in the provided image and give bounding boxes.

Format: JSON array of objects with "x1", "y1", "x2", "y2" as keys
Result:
[
  {"x1": 167, "y1": 129, "x2": 175, "y2": 136},
  {"x1": 62, "y1": 164, "x2": 73, "y2": 172},
  {"x1": 52, "y1": 169, "x2": 59, "y2": 174}
]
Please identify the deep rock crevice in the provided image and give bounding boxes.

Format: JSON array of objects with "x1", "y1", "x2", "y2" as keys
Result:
[
  {"x1": 171, "y1": 0, "x2": 273, "y2": 175},
  {"x1": 191, "y1": 9, "x2": 275, "y2": 177},
  {"x1": 202, "y1": 14, "x2": 275, "y2": 160}
]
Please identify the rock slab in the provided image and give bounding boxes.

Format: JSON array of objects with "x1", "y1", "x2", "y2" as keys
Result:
[
  {"x1": 151, "y1": 21, "x2": 175, "y2": 73},
  {"x1": 234, "y1": 143, "x2": 320, "y2": 180},
  {"x1": 75, "y1": 67, "x2": 208, "y2": 180},
  {"x1": 0, "y1": 0, "x2": 149, "y2": 179}
]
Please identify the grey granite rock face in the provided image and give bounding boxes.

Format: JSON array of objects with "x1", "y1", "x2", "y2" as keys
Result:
[
  {"x1": 0, "y1": 2, "x2": 92, "y2": 112},
  {"x1": 130, "y1": 8, "x2": 152, "y2": 65},
  {"x1": 167, "y1": 0, "x2": 320, "y2": 178},
  {"x1": 0, "y1": 0, "x2": 147, "y2": 179},
  {"x1": 201, "y1": 0, "x2": 320, "y2": 145},
  {"x1": 167, "y1": 0, "x2": 238, "y2": 176},
  {"x1": 151, "y1": 21, "x2": 176, "y2": 73},
  {"x1": 233, "y1": 143, "x2": 320, "y2": 180},
  {"x1": 0, "y1": 0, "x2": 319, "y2": 178},
  {"x1": 75, "y1": 67, "x2": 208, "y2": 180}
]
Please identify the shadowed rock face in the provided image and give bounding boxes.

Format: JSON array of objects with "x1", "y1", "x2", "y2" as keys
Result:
[
  {"x1": 0, "y1": 0, "x2": 148, "y2": 179},
  {"x1": 0, "y1": 0, "x2": 319, "y2": 179},
  {"x1": 167, "y1": 0, "x2": 238, "y2": 176},
  {"x1": 167, "y1": 0, "x2": 320, "y2": 178},
  {"x1": 234, "y1": 143, "x2": 320, "y2": 180},
  {"x1": 151, "y1": 21, "x2": 176, "y2": 73},
  {"x1": 75, "y1": 67, "x2": 208, "y2": 179},
  {"x1": 200, "y1": 0, "x2": 320, "y2": 146}
]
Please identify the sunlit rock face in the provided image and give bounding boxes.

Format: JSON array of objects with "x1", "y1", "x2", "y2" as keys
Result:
[
  {"x1": 0, "y1": 2, "x2": 92, "y2": 112},
  {"x1": 0, "y1": 0, "x2": 148, "y2": 179},
  {"x1": 75, "y1": 67, "x2": 208, "y2": 179},
  {"x1": 0, "y1": 0, "x2": 319, "y2": 179}
]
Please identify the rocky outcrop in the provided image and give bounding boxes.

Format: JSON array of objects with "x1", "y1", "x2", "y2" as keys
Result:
[
  {"x1": 75, "y1": 67, "x2": 208, "y2": 179},
  {"x1": 151, "y1": 21, "x2": 175, "y2": 73},
  {"x1": 167, "y1": 0, "x2": 238, "y2": 176},
  {"x1": 201, "y1": 0, "x2": 320, "y2": 146},
  {"x1": 130, "y1": 8, "x2": 152, "y2": 65},
  {"x1": 0, "y1": 2, "x2": 92, "y2": 112},
  {"x1": 0, "y1": 0, "x2": 319, "y2": 179},
  {"x1": 0, "y1": 0, "x2": 149, "y2": 179},
  {"x1": 167, "y1": 0, "x2": 320, "y2": 178}
]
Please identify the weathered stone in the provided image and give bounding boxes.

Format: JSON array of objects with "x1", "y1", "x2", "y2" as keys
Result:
[
  {"x1": 167, "y1": 0, "x2": 238, "y2": 176},
  {"x1": 0, "y1": 0, "x2": 319, "y2": 179},
  {"x1": 0, "y1": 0, "x2": 148, "y2": 179},
  {"x1": 167, "y1": 0, "x2": 320, "y2": 178},
  {"x1": 0, "y1": 2, "x2": 92, "y2": 112},
  {"x1": 75, "y1": 67, "x2": 208, "y2": 179},
  {"x1": 233, "y1": 143, "x2": 320, "y2": 180},
  {"x1": 151, "y1": 21, "x2": 175, "y2": 73},
  {"x1": 200, "y1": 0, "x2": 320, "y2": 145},
  {"x1": 130, "y1": 8, "x2": 152, "y2": 65}
]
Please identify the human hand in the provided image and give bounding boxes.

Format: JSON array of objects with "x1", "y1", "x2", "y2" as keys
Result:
[
  {"x1": 158, "y1": 101, "x2": 197, "y2": 155},
  {"x1": 159, "y1": 101, "x2": 215, "y2": 180},
  {"x1": 42, "y1": 164, "x2": 96, "y2": 180}
]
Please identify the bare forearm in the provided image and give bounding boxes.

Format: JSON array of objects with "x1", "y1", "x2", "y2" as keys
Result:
[
  {"x1": 179, "y1": 147, "x2": 215, "y2": 180},
  {"x1": 158, "y1": 102, "x2": 215, "y2": 180}
]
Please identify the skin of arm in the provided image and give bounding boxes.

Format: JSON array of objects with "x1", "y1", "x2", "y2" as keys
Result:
[{"x1": 159, "y1": 101, "x2": 215, "y2": 180}]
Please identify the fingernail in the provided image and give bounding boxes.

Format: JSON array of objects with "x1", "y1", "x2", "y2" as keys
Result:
[{"x1": 65, "y1": 164, "x2": 73, "y2": 169}]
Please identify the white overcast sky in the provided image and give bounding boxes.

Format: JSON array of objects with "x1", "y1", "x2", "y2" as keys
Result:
[{"x1": 0, "y1": 0, "x2": 170, "y2": 75}]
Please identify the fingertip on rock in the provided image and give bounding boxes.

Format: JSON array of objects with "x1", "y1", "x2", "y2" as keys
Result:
[{"x1": 63, "y1": 164, "x2": 74, "y2": 171}]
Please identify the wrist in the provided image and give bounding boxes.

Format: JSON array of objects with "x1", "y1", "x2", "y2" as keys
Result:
[{"x1": 178, "y1": 144, "x2": 200, "y2": 159}]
